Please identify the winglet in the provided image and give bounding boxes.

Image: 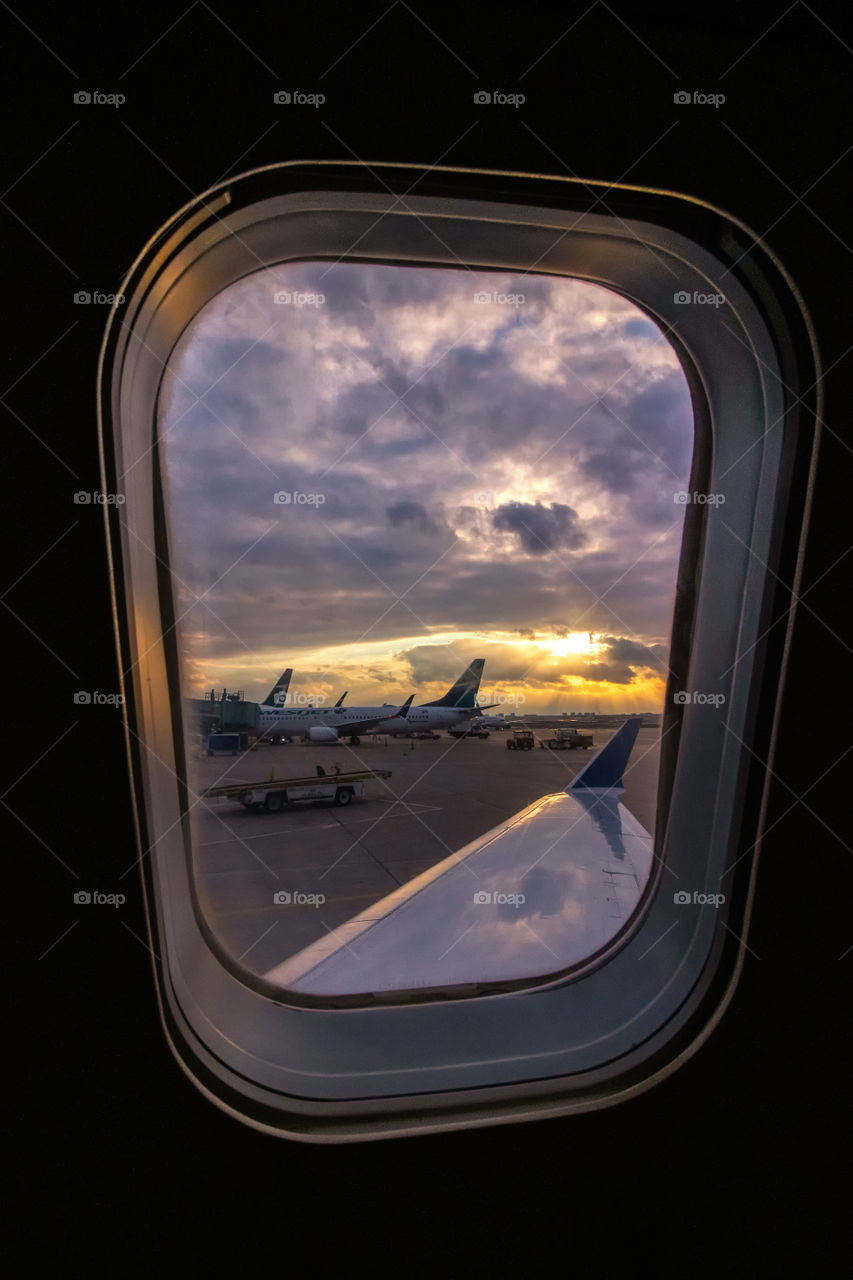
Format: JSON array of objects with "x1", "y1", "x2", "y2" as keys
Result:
[
  {"x1": 568, "y1": 716, "x2": 642, "y2": 791},
  {"x1": 334, "y1": 691, "x2": 348, "y2": 708},
  {"x1": 398, "y1": 694, "x2": 415, "y2": 719}
]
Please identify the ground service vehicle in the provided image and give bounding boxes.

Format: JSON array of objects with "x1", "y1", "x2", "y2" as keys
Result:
[
  {"x1": 206, "y1": 732, "x2": 249, "y2": 757},
  {"x1": 540, "y1": 728, "x2": 594, "y2": 750},
  {"x1": 203, "y1": 767, "x2": 392, "y2": 813},
  {"x1": 506, "y1": 727, "x2": 535, "y2": 751}
]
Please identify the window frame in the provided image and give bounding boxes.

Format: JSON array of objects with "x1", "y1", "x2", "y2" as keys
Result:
[{"x1": 98, "y1": 162, "x2": 819, "y2": 1142}]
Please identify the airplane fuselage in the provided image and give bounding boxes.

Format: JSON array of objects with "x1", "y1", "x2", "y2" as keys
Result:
[{"x1": 257, "y1": 703, "x2": 474, "y2": 739}]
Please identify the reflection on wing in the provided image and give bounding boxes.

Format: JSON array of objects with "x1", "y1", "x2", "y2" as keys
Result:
[{"x1": 264, "y1": 718, "x2": 651, "y2": 996}]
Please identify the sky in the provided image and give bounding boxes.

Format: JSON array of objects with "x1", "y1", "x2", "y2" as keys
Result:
[{"x1": 158, "y1": 261, "x2": 693, "y2": 713}]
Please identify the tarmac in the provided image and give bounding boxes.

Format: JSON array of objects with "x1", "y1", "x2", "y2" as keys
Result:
[{"x1": 187, "y1": 725, "x2": 662, "y2": 982}]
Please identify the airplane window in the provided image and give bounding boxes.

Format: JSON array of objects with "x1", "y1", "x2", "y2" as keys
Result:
[
  {"x1": 157, "y1": 262, "x2": 693, "y2": 994},
  {"x1": 102, "y1": 167, "x2": 814, "y2": 1136}
]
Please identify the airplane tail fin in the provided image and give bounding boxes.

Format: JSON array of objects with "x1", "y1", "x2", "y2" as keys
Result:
[
  {"x1": 421, "y1": 658, "x2": 485, "y2": 709},
  {"x1": 398, "y1": 694, "x2": 415, "y2": 718},
  {"x1": 568, "y1": 717, "x2": 641, "y2": 791},
  {"x1": 334, "y1": 691, "x2": 347, "y2": 708},
  {"x1": 262, "y1": 668, "x2": 293, "y2": 706}
]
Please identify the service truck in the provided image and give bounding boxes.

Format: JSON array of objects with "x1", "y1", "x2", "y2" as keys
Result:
[
  {"x1": 203, "y1": 767, "x2": 392, "y2": 813},
  {"x1": 540, "y1": 727, "x2": 594, "y2": 750}
]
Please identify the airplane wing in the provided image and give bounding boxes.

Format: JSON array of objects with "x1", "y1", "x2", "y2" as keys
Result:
[
  {"x1": 264, "y1": 718, "x2": 650, "y2": 996},
  {"x1": 335, "y1": 694, "x2": 414, "y2": 737}
]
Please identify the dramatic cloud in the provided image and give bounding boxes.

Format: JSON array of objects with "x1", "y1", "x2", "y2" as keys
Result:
[
  {"x1": 158, "y1": 262, "x2": 693, "y2": 710},
  {"x1": 491, "y1": 501, "x2": 586, "y2": 555},
  {"x1": 386, "y1": 500, "x2": 448, "y2": 538}
]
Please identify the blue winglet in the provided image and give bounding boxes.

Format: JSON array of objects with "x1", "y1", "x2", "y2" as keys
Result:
[{"x1": 568, "y1": 717, "x2": 642, "y2": 790}]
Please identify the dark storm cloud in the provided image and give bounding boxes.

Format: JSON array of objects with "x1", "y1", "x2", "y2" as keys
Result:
[
  {"x1": 580, "y1": 662, "x2": 641, "y2": 685},
  {"x1": 386, "y1": 500, "x2": 447, "y2": 537},
  {"x1": 599, "y1": 635, "x2": 668, "y2": 665},
  {"x1": 396, "y1": 341, "x2": 576, "y2": 459},
  {"x1": 577, "y1": 372, "x2": 693, "y2": 494},
  {"x1": 491, "y1": 501, "x2": 587, "y2": 555}
]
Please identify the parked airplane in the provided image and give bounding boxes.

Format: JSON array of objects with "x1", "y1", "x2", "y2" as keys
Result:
[
  {"x1": 257, "y1": 659, "x2": 491, "y2": 743},
  {"x1": 265, "y1": 718, "x2": 645, "y2": 994},
  {"x1": 466, "y1": 712, "x2": 509, "y2": 729},
  {"x1": 260, "y1": 693, "x2": 415, "y2": 743}
]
